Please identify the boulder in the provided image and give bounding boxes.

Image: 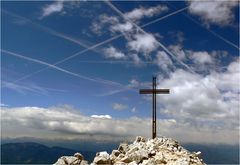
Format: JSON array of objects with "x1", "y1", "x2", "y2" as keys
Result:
[
  {"x1": 74, "y1": 152, "x2": 84, "y2": 160},
  {"x1": 54, "y1": 155, "x2": 86, "y2": 165},
  {"x1": 118, "y1": 143, "x2": 128, "y2": 154},
  {"x1": 93, "y1": 151, "x2": 111, "y2": 165}
]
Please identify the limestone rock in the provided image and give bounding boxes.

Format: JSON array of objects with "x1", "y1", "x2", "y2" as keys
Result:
[
  {"x1": 54, "y1": 136, "x2": 206, "y2": 165},
  {"x1": 74, "y1": 152, "x2": 84, "y2": 160},
  {"x1": 54, "y1": 152, "x2": 88, "y2": 165},
  {"x1": 92, "y1": 151, "x2": 111, "y2": 165},
  {"x1": 108, "y1": 136, "x2": 206, "y2": 165}
]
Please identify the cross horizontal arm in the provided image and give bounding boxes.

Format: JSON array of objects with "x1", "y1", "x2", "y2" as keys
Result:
[{"x1": 139, "y1": 89, "x2": 170, "y2": 94}]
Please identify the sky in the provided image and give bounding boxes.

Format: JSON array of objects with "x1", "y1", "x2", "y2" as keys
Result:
[{"x1": 1, "y1": 1, "x2": 239, "y2": 145}]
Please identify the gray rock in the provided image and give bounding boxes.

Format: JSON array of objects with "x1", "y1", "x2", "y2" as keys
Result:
[
  {"x1": 54, "y1": 156, "x2": 81, "y2": 165},
  {"x1": 93, "y1": 151, "x2": 111, "y2": 165},
  {"x1": 74, "y1": 152, "x2": 84, "y2": 160},
  {"x1": 118, "y1": 143, "x2": 128, "y2": 154}
]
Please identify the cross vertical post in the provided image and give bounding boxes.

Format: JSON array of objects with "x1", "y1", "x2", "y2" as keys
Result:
[
  {"x1": 152, "y1": 77, "x2": 156, "y2": 139},
  {"x1": 139, "y1": 76, "x2": 170, "y2": 139}
]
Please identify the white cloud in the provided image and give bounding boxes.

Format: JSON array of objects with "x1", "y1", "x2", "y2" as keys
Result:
[
  {"x1": 103, "y1": 46, "x2": 126, "y2": 59},
  {"x1": 189, "y1": 51, "x2": 214, "y2": 65},
  {"x1": 188, "y1": 1, "x2": 238, "y2": 26},
  {"x1": 91, "y1": 115, "x2": 112, "y2": 119},
  {"x1": 131, "y1": 107, "x2": 137, "y2": 113},
  {"x1": 0, "y1": 103, "x2": 8, "y2": 107},
  {"x1": 91, "y1": 14, "x2": 120, "y2": 35},
  {"x1": 41, "y1": 1, "x2": 64, "y2": 18},
  {"x1": 130, "y1": 54, "x2": 142, "y2": 66},
  {"x1": 124, "y1": 5, "x2": 168, "y2": 22},
  {"x1": 112, "y1": 103, "x2": 128, "y2": 111},
  {"x1": 129, "y1": 79, "x2": 140, "y2": 88},
  {"x1": 92, "y1": 5, "x2": 168, "y2": 35},
  {"x1": 155, "y1": 51, "x2": 173, "y2": 72},
  {"x1": 111, "y1": 22, "x2": 134, "y2": 34},
  {"x1": 1, "y1": 105, "x2": 238, "y2": 144},
  {"x1": 128, "y1": 79, "x2": 150, "y2": 89},
  {"x1": 100, "y1": 14, "x2": 119, "y2": 24},
  {"x1": 169, "y1": 44, "x2": 186, "y2": 61},
  {"x1": 212, "y1": 57, "x2": 240, "y2": 91},
  {"x1": 90, "y1": 22, "x2": 103, "y2": 35},
  {"x1": 155, "y1": 58, "x2": 239, "y2": 144},
  {"x1": 127, "y1": 33, "x2": 159, "y2": 57}
]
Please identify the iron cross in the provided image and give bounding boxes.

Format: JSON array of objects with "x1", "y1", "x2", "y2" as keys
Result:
[{"x1": 139, "y1": 76, "x2": 170, "y2": 139}]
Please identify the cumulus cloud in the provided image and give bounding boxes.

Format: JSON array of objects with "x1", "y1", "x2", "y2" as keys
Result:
[
  {"x1": 90, "y1": 22, "x2": 103, "y2": 36},
  {"x1": 188, "y1": 1, "x2": 238, "y2": 26},
  {"x1": 186, "y1": 50, "x2": 227, "y2": 73},
  {"x1": 189, "y1": 51, "x2": 214, "y2": 65},
  {"x1": 168, "y1": 44, "x2": 186, "y2": 61},
  {"x1": 127, "y1": 33, "x2": 159, "y2": 57},
  {"x1": 92, "y1": 5, "x2": 168, "y2": 35},
  {"x1": 103, "y1": 46, "x2": 126, "y2": 59},
  {"x1": 130, "y1": 54, "x2": 143, "y2": 66},
  {"x1": 91, "y1": 115, "x2": 112, "y2": 119},
  {"x1": 128, "y1": 79, "x2": 150, "y2": 89},
  {"x1": 156, "y1": 58, "x2": 239, "y2": 144},
  {"x1": 129, "y1": 79, "x2": 140, "y2": 88},
  {"x1": 41, "y1": 1, "x2": 64, "y2": 18},
  {"x1": 111, "y1": 22, "x2": 134, "y2": 34},
  {"x1": 1, "y1": 105, "x2": 238, "y2": 144},
  {"x1": 155, "y1": 51, "x2": 173, "y2": 72},
  {"x1": 124, "y1": 5, "x2": 168, "y2": 22},
  {"x1": 112, "y1": 103, "x2": 128, "y2": 111},
  {"x1": 91, "y1": 14, "x2": 119, "y2": 35},
  {"x1": 131, "y1": 107, "x2": 137, "y2": 113}
]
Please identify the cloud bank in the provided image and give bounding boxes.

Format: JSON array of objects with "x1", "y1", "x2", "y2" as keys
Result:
[{"x1": 2, "y1": 97, "x2": 239, "y2": 145}]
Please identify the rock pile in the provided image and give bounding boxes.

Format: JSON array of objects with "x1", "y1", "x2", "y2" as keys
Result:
[
  {"x1": 54, "y1": 136, "x2": 206, "y2": 165},
  {"x1": 54, "y1": 152, "x2": 88, "y2": 165}
]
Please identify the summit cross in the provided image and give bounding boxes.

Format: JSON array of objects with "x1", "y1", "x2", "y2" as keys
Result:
[{"x1": 139, "y1": 76, "x2": 170, "y2": 139}]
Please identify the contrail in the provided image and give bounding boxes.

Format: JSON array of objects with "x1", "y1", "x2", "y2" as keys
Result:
[
  {"x1": 8, "y1": 34, "x2": 122, "y2": 84},
  {"x1": 105, "y1": 1, "x2": 213, "y2": 91},
  {"x1": 1, "y1": 49, "x2": 123, "y2": 87},
  {"x1": 184, "y1": 13, "x2": 240, "y2": 50},
  {"x1": 2, "y1": 9, "x2": 90, "y2": 49},
  {"x1": 141, "y1": 7, "x2": 189, "y2": 28},
  {"x1": 8, "y1": 6, "x2": 187, "y2": 84},
  {"x1": 165, "y1": 2, "x2": 240, "y2": 51},
  {"x1": 77, "y1": 60, "x2": 154, "y2": 64},
  {"x1": 105, "y1": 1, "x2": 195, "y2": 74}
]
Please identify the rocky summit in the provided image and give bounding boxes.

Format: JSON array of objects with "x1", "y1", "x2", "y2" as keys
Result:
[{"x1": 54, "y1": 136, "x2": 206, "y2": 165}]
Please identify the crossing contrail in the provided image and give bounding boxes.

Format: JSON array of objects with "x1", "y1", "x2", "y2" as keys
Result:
[
  {"x1": 141, "y1": 7, "x2": 189, "y2": 28},
  {"x1": 105, "y1": 1, "x2": 214, "y2": 91},
  {"x1": 105, "y1": 1, "x2": 195, "y2": 74},
  {"x1": 8, "y1": 6, "x2": 187, "y2": 84},
  {"x1": 8, "y1": 34, "x2": 122, "y2": 84},
  {"x1": 165, "y1": 2, "x2": 240, "y2": 50},
  {"x1": 2, "y1": 9, "x2": 90, "y2": 49},
  {"x1": 184, "y1": 12, "x2": 240, "y2": 50},
  {"x1": 1, "y1": 49, "x2": 123, "y2": 87}
]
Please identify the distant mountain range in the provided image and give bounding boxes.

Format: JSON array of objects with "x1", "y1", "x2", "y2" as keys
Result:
[
  {"x1": 1, "y1": 142, "x2": 95, "y2": 164},
  {"x1": 1, "y1": 142, "x2": 239, "y2": 164},
  {"x1": 183, "y1": 143, "x2": 239, "y2": 164}
]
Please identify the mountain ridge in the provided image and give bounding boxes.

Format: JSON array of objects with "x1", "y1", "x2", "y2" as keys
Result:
[{"x1": 1, "y1": 142, "x2": 95, "y2": 164}]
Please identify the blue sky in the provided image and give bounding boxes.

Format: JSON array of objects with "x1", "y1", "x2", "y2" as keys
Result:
[{"x1": 1, "y1": 1, "x2": 239, "y2": 144}]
